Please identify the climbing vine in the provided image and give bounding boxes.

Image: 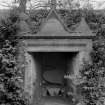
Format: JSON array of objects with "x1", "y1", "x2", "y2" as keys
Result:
[{"x1": 0, "y1": 8, "x2": 29, "y2": 105}]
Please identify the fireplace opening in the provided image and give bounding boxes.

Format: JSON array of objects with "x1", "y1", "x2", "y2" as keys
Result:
[{"x1": 32, "y1": 52, "x2": 78, "y2": 103}]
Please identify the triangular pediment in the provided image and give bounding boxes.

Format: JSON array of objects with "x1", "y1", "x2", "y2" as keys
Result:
[
  {"x1": 38, "y1": 18, "x2": 69, "y2": 36},
  {"x1": 37, "y1": 9, "x2": 70, "y2": 36},
  {"x1": 36, "y1": 9, "x2": 94, "y2": 37}
]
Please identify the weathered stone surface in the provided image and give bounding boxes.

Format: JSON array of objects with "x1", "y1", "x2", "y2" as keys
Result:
[
  {"x1": 74, "y1": 17, "x2": 94, "y2": 36},
  {"x1": 37, "y1": 18, "x2": 69, "y2": 36},
  {"x1": 19, "y1": 4, "x2": 95, "y2": 105}
]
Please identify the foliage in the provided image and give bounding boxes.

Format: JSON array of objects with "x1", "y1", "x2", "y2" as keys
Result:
[
  {"x1": 0, "y1": 8, "x2": 29, "y2": 105},
  {"x1": 77, "y1": 27, "x2": 105, "y2": 105},
  {"x1": 0, "y1": 8, "x2": 20, "y2": 41},
  {"x1": 58, "y1": 9, "x2": 82, "y2": 29},
  {"x1": 28, "y1": 9, "x2": 49, "y2": 33},
  {"x1": 0, "y1": 40, "x2": 29, "y2": 105},
  {"x1": 85, "y1": 11, "x2": 105, "y2": 24},
  {"x1": 85, "y1": 10, "x2": 105, "y2": 30}
]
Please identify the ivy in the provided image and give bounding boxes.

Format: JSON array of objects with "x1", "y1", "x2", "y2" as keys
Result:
[
  {"x1": 28, "y1": 9, "x2": 49, "y2": 33},
  {"x1": 77, "y1": 27, "x2": 105, "y2": 105},
  {"x1": 0, "y1": 8, "x2": 29, "y2": 105},
  {"x1": 58, "y1": 9, "x2": 82, "y2": 28},
  {"x1": 0, "y1": 40, "x2": 29, "y2": 105}
]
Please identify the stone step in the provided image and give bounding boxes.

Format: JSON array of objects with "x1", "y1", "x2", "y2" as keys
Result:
[{"x1": 38, "y1": 97, "x2": 73, "y2": 105}]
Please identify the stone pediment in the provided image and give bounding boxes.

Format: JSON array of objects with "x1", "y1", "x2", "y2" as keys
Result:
[
  {"x1": 35, "y1": 9, "x2": 94, "y2": 37},
  {"x1": 37, "y1": 18, "x2": 70, "y2": 36},
  {"x1": 18, "y1": 9, "x2": 94, "y2": 38},
  {"x1": 36, "y1": 9, "x2": 70, "y2": 36}
]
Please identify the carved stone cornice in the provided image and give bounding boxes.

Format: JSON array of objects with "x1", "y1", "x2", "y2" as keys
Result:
[{"x1": 16, "y1": 35, "x2": 95, "y2": 39}]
